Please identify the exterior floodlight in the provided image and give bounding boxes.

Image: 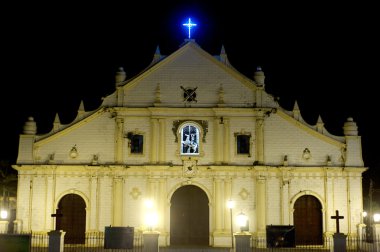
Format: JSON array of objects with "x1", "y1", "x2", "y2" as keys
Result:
[
  {"x1": 374, "y1": 213, "x2": 380, "y2": 223},
  {"x1": 236, "y1": 211, "x2": 248, "y2": 232},
  {"x1": 0, "y1": 210, "x2": 8, "y2": 219},
  {"x1": 363, "y1": 211, "x2": 367, "y2": 217}
]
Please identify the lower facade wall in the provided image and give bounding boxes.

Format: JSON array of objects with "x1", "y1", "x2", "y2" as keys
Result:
[{"x1": 14, "y1": 165, "x2": 364, "y2": 247}]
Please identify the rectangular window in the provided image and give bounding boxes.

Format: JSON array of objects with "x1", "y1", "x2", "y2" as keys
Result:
[
  {"x1": 237, "y1": 135, "x2": 250, "y2": 154},
  {"x1": 130, "y1": 135, "x2": 143, "y2": 154}
]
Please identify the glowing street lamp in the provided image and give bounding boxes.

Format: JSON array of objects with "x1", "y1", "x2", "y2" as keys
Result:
[
  {"x1": 0, "y1": 210, "x2": 7, "y2": 219},
  {"x1": 145, "y1": 212, "x2": 158, "y2": 231},
  {"x1": 236, "y1": 211, "x2": 248, "y2": 233},
  {"x1": 144, "y1": 199, "x2": 158, "y2": 231},
  {"x1": 374, "y1": 213, "x2": 380, "y2": 223},
  {"x1": 227, "y1": 200, "x2": 235, "y2": 249}
]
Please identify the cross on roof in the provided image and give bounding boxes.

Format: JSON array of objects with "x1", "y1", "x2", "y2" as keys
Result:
[
  {"x1": 331, "y1": 210, "x2": 344, "y2": 233},
  {"x1": 183, "y1": 18, "x2": 197, "y2": 39}
]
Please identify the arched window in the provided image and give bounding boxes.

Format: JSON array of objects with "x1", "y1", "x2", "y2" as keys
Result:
[{"x1": 180, "y1": 124, "x2": 200, "y2": 155}]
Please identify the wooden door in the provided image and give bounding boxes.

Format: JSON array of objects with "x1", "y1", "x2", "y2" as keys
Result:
[
  {"x1": 293, "y1": 195, "x2": 323, "y2": 245},
  {"x1": 56, "y1": 194, "x2": 86, "y2": 244},
  {"x1": 170, "y1": 185, "x2": 209, "y2": 246}
]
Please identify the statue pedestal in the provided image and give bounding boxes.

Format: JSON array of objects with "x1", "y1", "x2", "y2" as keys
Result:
[
  {"x1": 143, "y1": 231, "x2": 160, "y2": 252},
  {"x1": 48, "y1": 230, "x2": 65, "y2": 252},
  {"x1": 235, "y1": 233, "x2": 251, "y2": 252},
  {"x1": 332, "y1": 233, "x2": 346, "y2": 252}
]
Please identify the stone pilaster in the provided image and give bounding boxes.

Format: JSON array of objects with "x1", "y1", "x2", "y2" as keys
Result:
[
  {"x1": 256, "y1": 176, "x2": 266, "y2": 237},
  {"x1": 223, "y1": 119, "x2": 230, "y2": 164},
  {"x1": 224, "y1": 178, "x2": 232, "y2": 232},
  {"x1": 113, "y1": 177, "x2": 124, "y2": 226},
  {"x1": 89, "y1": 175, "x2": 99, "y2": 230},
  {"x1": 158, "y1": 119, "x2": 166, "y2": 163},
  {"x1": 151, "y1": 119, "x2": 159, "y2": 163},
  {"x1": 255, "y1": 113, "x2": 264, "y2": 164},
  {"x1": 115, "y1": 117, "x2": 124, "y2": 163},
  {"x1": 214, "y1": 118, "x2": 223, "y2": 164},
  {"x1": 214, "y1": 179, "x2": 223, "y2": 232}
]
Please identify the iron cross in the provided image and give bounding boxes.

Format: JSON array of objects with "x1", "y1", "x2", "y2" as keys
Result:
[
  {"x1": 331, "y1": 210, "x2": 344, "y2": 233},
  {"x1": 51, "y1": 210, "x2": 63, "y2": 230},
  {"x1": 183, "y1": 18, "x2": 197, "y2": 39},
  {"x1": 180, "y1": 86, "x2": 198, "y2": 102}
]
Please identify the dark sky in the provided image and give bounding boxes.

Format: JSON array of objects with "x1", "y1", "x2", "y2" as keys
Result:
[{"x1": 1, "y1": 2, "x2": 379, "y2": 196}]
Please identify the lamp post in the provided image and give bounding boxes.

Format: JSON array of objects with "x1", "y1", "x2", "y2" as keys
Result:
[{"x1": 227, "y1": 200, "x2": 235, "y2": 250}]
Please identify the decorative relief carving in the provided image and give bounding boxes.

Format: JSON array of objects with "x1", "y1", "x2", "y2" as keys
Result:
[
  {"x1": 239, "y1": 188, "x2": 249, "y2": 200},
  {"x1": 183, "y1": 159, "x2": 198, "y2": 177},
  {"x1": 130, "y1": 187, "x2": 141, "y2": 200},
  {"x1": 69, "y1": 145, "x2": 78, "y2": 159},
  {"x1": 302, "y1": 148, "x2": 311, "y2": 160}
]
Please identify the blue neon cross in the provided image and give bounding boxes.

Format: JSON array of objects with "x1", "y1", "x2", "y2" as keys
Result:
[{"x1": 183, "y1": 18, "x2": 197, "y2": 39}]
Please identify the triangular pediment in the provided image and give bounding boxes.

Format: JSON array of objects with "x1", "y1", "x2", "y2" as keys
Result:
[{"x1": 102, "y1": 41, "x2": 267, "y2": 108}]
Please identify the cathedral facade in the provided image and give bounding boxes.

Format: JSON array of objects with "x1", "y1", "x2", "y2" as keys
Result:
[{"x1": 13, "y1": 40, "x2": 366, "y2": 247}]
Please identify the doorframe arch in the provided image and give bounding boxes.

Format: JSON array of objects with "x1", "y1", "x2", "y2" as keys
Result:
[
  {"x1": 290, "y1": 191, "x2": 326, "y2": 236},
  {"x1": 167, "y1": 182, "x2": 212, "y2": 203},
  {"x1": 167, "y1": 183, "x2": 212, "y2": 246},
  {"x1": 54, "y1": 190, "x2": 89, "y2": 231}
]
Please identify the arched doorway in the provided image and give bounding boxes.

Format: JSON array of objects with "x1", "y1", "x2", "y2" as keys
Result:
[
  {"x1": 56, "y1": 194, "x2": 86, "y2": 244},
  {"x1": 293, "y1": 195, "x2": 323, "y2": 245},
  {"x1": 170, "y1": 185, "x2": 209, "y2": 246}
]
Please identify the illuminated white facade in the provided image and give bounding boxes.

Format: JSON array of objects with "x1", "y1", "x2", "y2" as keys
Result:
[{"x1": 13, "y1": 41, "x2": 366, "y2": 246}]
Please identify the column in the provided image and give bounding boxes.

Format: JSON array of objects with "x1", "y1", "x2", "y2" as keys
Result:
[
  {"x1": 158, "y1": 119, "x2": 166, "y2": 163},
  {"x1": 281, "y1": 179, "x2": 290, "y2": 225},
  {"x1": 45, "y1": 175, "x2": 54, "y2": 230},
  {"x1": 214, "y1": 179, "x2": 223, "y2": 232},
  {"x1": 113, "y1": 177, "x2": 123, "y2": 226},
  {"x1": 255, "y1": 113, "x2": 264, "y2": 164},
  {"x1": 115, "y1": 117, "x2": 124, "y2": 163},
  {"x1": 158, "y1": 179, "x2": 166, "y2": 232},
  {"x1": 223, "y1": 119, "x2": 230, "y2": 164},
  {"x1": 256, "y1": 177, "x2": 266, "y2": 237},
  {"x1": 224, "y1": 179, "x2": 232, "y2": 232},
  {"x1": 89, "y1": 176, "x2": 98, "y2": 230},
  {"x1": 151, "y1": 119, "x2": 159, "y2": 163}
]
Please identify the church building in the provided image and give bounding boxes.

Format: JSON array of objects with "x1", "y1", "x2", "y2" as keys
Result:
[{"x1": 12, "y1": 38, "x2": 366, "y2": 247}]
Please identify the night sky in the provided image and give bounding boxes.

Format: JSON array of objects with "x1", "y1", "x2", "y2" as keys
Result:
[{"x1": 1, "y1": 3, "x2": 379, "y2": 200}]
